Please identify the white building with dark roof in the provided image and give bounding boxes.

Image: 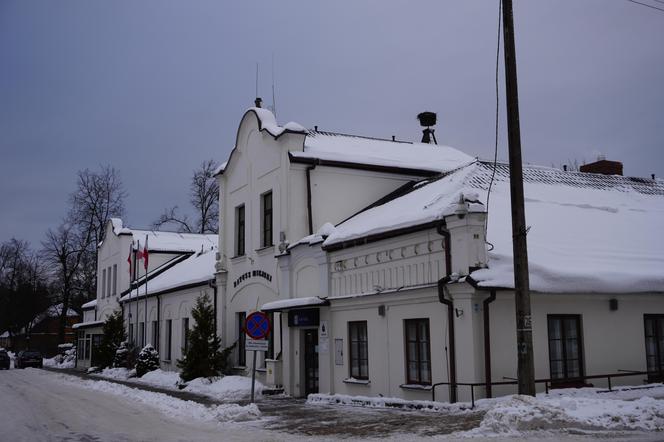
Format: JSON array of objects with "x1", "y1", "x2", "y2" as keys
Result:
[
  {"x1": 269, "y1": 157, "x2": 664, "y2": 402},
  {"x1": 73, "y1": 218, "x2": 217, "y2": 369},
  {"x1": 214, "y1": 107, "x2": 473, "y2": 388}
]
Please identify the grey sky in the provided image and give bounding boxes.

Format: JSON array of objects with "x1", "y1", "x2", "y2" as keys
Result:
[{"x1": 1, "y1": 0, "x2": 662, "y2": 246}]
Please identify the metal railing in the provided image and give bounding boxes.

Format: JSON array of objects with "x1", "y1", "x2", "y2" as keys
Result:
[{"x1": 431, "y1": 370, "x2": 660, "y2": 408}]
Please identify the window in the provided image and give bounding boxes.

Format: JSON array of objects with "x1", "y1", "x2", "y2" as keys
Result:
[
  {"x1": 182, "y1": 318, "x2": 189, "y2": 354},
  {"x1": 101, "y1": 268, "x2": 107, "y2": 298},
  {"x1": 349, "y1": 321, "x2": 369, "y2": 380},
  {"x1": 235, "y1": 205, "x2": 245, "y2": 256},
  {"x1": 107, "y1": 266, "x2": 112, "y2": 299},
  {"x1": 237, "y1": 312, "x2": 246, "y2": 366},
  {"x1": 644, "y1": 315, "x2": 664, "y2": 381},
  {"x1": 165, "y1": 320, "x2": 172, "y2": 361},
  {"x1": 139, "y1": 322, "x2": 145, "y2": 348},
  {"x1": 261, "y1": 191, "x2": 273, "y2": 247},
  {"x1": 548, "y1": 315, "x2": 584, "y2": 382},
  {"x1": 112, "y1": 264, "x2": 117, "y2": 296},
  {"x1": 405, "y1": 318, "x2": 431, "y2": 385},
  {"x1": 152, "y1": 320, "x2": 159, "y2": 348}
]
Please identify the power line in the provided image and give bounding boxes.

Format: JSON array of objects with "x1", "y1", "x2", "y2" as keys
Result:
[{"x1": 625, "y1": 0, "x2": 664, "y2": 13}]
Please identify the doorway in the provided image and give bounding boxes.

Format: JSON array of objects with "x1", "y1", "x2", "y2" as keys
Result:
[{"x1": 303, "y1": 329, "x2": 319, "y2": 395}]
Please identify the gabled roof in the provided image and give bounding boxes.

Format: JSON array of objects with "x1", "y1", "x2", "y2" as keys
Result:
[
  {"x1": 218, "y1": 108, "x2": 474, "y2": 178},
  {"x1": 324, "y1": 161, "x2": 664, "y2": 294},
  {"x1": 120, "y1": 246, "x2": 217, "y2": 302},
  {"x1": 109, "y1": 218, "x2": 217, "y2": 253},
  {"x1": 290, "y1": 130, "x2": 474, "y2": 175}
]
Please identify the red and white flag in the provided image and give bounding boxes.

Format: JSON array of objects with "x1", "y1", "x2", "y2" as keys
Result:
[
  {"x1": 127, "y1": 243, "x2": 132, "y2": 275},
  {"x1": 142, "y1": 236, "x2": 149, "y2": 270}
]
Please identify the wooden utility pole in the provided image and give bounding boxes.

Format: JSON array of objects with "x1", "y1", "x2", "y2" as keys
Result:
[{"x1": 501, "y1": 0, "x2": 536, "y2": 396}]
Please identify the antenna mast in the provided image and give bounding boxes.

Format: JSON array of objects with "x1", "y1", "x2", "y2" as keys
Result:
[{"x1": 271, "y1": 54, "x2": 277, "y2": 117}]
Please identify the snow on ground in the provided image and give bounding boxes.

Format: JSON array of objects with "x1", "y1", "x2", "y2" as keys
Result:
[
  {"x1": 43, "y1": 356, "x2": 74, "y2": 369},
  {"x1": 58, "y1": 373, "x2": 261, "y2": 424},
  {"x1": 95, "y1": 368, "x2": 264, "y2": 401},
  {"x1": 312, "y1": 385, "x2": 664, "y2": 438}
]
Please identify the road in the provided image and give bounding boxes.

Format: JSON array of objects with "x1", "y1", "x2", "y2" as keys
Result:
[
  {"x1": 0, "y1": 368, "x2": 289, "y2": 442},
  {"x1": 0, "y1": 368, "x2": 661, "y2": 442}
]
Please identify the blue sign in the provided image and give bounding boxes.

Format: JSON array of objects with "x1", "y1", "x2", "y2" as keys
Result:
[{"x1": 244, "y1": 312, "x2": 271, "y2": 340}]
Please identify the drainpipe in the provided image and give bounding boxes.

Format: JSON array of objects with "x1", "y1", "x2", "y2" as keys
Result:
[
  {"x1": 436, "y1": 220, "x2": 457, "y2": 403},
  {"x1": 157, "y1": 295, "x2": 161, "y2": 351},
  {"x1": 483, "y1": 290, "x2": 497, "y2": 398},
  {"x1": 209, "y1": 280, "x2": 218, "y2": 334},
  {"x1": 306, "y1": 162, "x2": 318, "y2": 235}
]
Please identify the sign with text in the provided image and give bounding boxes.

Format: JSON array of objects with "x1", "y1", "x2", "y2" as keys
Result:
[
  {"x1": 287, "y1": 308, "x2": 320, "y2": 327},
  {"x1": 246, "y1": 339, "x2": 269, "y2": 352}
]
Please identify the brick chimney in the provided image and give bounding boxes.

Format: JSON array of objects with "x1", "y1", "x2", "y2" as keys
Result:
[{"x1": 580, "y1": 158, "x2": 623, "y2": 176}]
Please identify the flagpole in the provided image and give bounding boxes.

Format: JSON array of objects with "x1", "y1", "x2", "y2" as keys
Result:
[
  {"x1": 127, "y1": 243, "x2": 133, "y2": 343},
  {"x1": 144, "y1": 235, "x2": 148, "y2": 349},
  {"x1": 135, "y1": 240, "x2": 140, "y2": 348}
]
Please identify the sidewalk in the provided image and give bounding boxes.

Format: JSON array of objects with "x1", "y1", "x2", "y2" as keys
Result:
[{"x1": 42, "y1": 367, "x2": 485, "y2": 438}]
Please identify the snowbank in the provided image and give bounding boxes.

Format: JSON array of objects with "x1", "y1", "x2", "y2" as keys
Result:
[
  {"x1": 59, "y1": 374, "x2": 260, "y2": 424},
  {"x1": 94, "y1": 368, "x2": 264, "y2": 401},
  {"x1": 462, "y1": 394, "x2": 664, "y2": 436}
]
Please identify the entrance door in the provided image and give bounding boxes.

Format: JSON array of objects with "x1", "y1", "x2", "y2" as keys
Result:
[
  {"x1": 304, "y1": 329, "x2": 319, "y2": 395},
  {"x1": 645, "y1": 315, "x2": 664, "y2": 381}
]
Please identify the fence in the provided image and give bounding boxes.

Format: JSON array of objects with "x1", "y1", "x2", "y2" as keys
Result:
[{"x1": 432, "y1": 370, "x2": 660, "y2": 408}]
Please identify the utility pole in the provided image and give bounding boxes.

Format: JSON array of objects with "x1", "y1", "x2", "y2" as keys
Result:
[{"x1": 501, "y1": 0, "x2": 536, "y2": 396}]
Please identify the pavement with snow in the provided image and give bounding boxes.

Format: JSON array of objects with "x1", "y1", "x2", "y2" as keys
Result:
[{"x1": 1, "y1": 368, "x2": 664, "y2": 441}]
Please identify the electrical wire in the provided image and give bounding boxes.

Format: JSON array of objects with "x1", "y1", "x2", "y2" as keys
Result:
[
  {"x1": 484, "y1": 0, "x2": 501, "y2": 252},
  {"x1": 625, "y1": 0, "x2": 664, "y2": 13}
]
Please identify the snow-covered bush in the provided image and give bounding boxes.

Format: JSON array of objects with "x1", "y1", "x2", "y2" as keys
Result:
[
  {"x1": 113, "y1": 341, "x2": 130, "y2": 368},
  {"x1": 136, "y1": 344, "x2": 160, "y2": 377}
]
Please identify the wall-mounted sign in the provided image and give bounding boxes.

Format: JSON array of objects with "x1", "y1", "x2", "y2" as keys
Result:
[
  {"x1": 319, "y1": 320, "x2": 328, "y2": 338},
  {"x1": 334, "y1": 338, "x2": 344, "y2": 365},
  {"x1": 288, "y1": 308, "x2": 320, "y2": 327},
  {"x1": 233, "y1": 270, "x2": 273, "y2": 288}
]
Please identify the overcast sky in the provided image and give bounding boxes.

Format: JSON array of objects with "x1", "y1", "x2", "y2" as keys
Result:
[{"x1": 1, "y1": 0, "x2": 663, "y2": 247}]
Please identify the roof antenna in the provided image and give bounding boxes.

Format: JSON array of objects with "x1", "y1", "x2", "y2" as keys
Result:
[
  {"x1": 270, "y1": 53, "x2": 277, "y2": 117},
  {"x1": 254, "y1": 63, "x2": 262, "y2": 108}
]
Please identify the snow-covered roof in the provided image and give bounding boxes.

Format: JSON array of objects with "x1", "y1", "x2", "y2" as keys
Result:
[
  {"x1": 261, "y1": 297, "x2": 329, "y2": 312},
  {"x1": 325, "y1": 161, "x2": 664, "y2": 294},
  {"x1": 72, "y1": 320, "x2": 104, "y2": 330},
  {"x1": 250, "y1": 107, "x2": 307, "y2": 139},
  {"x1": 109, "y1": 218, "x2": 217, "y2": 253},
  {"x1": 291, "y1": 130, "x2": 474, "y2": 174},
  {"x1": 81, "y1": 299, "x2": 97, "y2": 309},
  {"x1": 45, "y1": 304, "x2": 78, "y2": 318},
  {"x1": 120, "y1": 247, "x2": 217, "y2": 302}
]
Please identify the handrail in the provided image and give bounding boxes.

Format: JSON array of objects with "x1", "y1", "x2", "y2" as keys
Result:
[{"x1": 431, "y1": 370, "x2": 660, "y2": 408}]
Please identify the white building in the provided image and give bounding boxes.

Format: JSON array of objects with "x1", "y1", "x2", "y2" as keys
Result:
[
  {"x1": 267, "y1": 158, "x2": 664, "y2": 402},
  {"x1": 73, "y1": 218, "x2": 216, "y2": 369},
  {"x1": 214, "y1": 107, "x2": 473, "y2": 386}
]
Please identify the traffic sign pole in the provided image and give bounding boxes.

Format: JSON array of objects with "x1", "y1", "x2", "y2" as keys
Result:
[
  {"x1": 250, "y1": 350, "x2": 257, "y2": 403},
  {"x1": 244, "y1": 311, "x2": 271, "y2": 404}
]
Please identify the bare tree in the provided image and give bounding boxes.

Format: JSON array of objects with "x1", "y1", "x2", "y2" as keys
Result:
[
  {"x1": 0, "y1": 239, "x2": 50, "y2": 344},
  {"x1": 153, "y1": 160, "x2": 219, "y2": 234},
  {"x1": 41, "y1": 165, "x2": 126, "y2": 344},
  {"x1": 41, "y1": 223, "x2": 88, "y2": 344}
]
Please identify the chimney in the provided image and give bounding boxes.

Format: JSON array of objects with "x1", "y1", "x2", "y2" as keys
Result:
[
  {"x1": 579, "y1": 159, "x2": 623, "y2": 176},
  {"x1": 417, "y1": 111, "x2": 438, "y2": 145},
  {"x1": 254, "y1": 97, "x2": 262, "y2": 108}
]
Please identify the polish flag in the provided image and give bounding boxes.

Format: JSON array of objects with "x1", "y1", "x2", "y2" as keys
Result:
[
  {"x1": 127, "y1": 244, "x2": 132, "y2": 275},
  {"x1": 142, "y1": 236, "x2": 149, "y2": 270}
]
